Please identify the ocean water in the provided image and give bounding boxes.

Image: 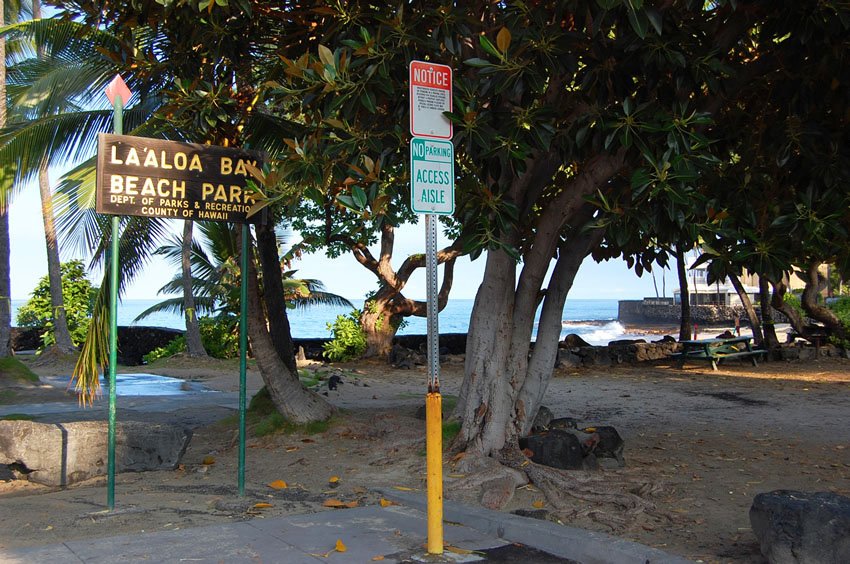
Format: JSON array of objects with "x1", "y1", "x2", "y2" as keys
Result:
[{"x1": 11, "y1": 297, "x2": 659, "y2": 346}]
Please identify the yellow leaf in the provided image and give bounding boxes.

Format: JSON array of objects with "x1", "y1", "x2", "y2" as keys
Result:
[
  {"x1": 285, "y1": 446, "x2": 299, "y2": 452},
  {"x1": 253, "y1": 502, "x2": 273, "y2": 509},
  {"x1": 335, "y1": 539, "x2": 347, "y2": 553},
  {"x1": 584, "y1": 427, "x2": 597, "y2": 433},
  {"x1": 363, "y1": 156, "x2": 375, "y2": 173},
  {"x1": 532, "y1": 500, "x2": 545, "y2": 508},
  {"x1": 329, "y1": 476, "x2": 340, "y2": 484},
  {"x1": 344, "y1": 500, "x2": 359, "y2": 508},
  {"x1": 379, "y1": 498, "x2": 395, "y2": 508},
  {"x1": 202, "y1": 456, "x2": 216, "y2": 465},
  {"x1": 323, "y1": 499, "x2": 347, "y2": 508},
  {"x1": 393, "y1": 486, "x2": 414, "y2": 491},
  {"x1": 268, "y1": 480, "x2": 288, "y2": 490},
  {"x1": 372, "y1": 556, "x2": 385, "y2": 561},
  {"x1": 496, "y1": 27, "x2": 512, "y2": 53}
]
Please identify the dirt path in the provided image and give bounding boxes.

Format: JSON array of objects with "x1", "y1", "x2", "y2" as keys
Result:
[{"x1": 2, "y1": 354, "x2": 848, "y2": 562}]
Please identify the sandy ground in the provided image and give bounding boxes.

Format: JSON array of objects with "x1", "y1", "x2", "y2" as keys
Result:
[{"x1": 1, "y1": 351, "x2": 849, "y2": 563}]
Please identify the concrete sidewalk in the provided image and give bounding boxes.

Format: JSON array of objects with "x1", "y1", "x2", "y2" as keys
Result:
[{"x1": 1, "y1": 493, "x2": 693, "y2": 563}]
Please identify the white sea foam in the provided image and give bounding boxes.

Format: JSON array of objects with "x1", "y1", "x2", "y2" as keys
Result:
[{"x1": 561, "y1": 320, "x2": 627, "y2": 345}]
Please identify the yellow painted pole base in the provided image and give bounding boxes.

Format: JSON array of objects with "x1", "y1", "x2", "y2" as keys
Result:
[{"x1": 426, "y1": 392, "x2": 443, "y2": 554}]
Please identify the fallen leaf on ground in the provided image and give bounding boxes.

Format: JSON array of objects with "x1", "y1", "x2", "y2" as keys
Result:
[
  {"x1": 393, "y1": 486, "x2": 414, "y2": 491},
  {"x1": 379, "y1": 498, "x2": 395, "y2": 507},
  {"x1": 285, "y1": 446, "x2": 299, "y2": 452},
  {"x1": 532, "y1": 500, "x2": 545, "y2": 508},
  {"x1": 335, "y1": 539, "x2": 347, "y2": 553},
  {"x1": 445, "y1": 545, "x2": 476, "y2": 555},
  {"x1": 253, "y1": 502, "x2": 273, "y2": 509},
  {"x1": 323, "y1": 499, "x2": 359, "y2": 509},
  {"x1": 202, "y1": 456, "x2": 216, "y2": 465},
  {"x1": 371, "y1": 556, "x2": 385, "y2": 561},
  {"x1": 268, "y1": 480, "x2": 288, "y2": 489}
]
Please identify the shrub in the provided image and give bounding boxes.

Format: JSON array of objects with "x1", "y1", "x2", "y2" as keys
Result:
[
  {"x1": 16, "y1": 260, "x2": 96, "y2": 348},
  {"x1": 323, "y1": 310, "x2": 367, "y2": 362},
  {"x1": 141, "y1": 316, "x2": 239, "y2": 363},
  {"x1": 143, "y1": 336, "x2": 187, "y2": 364},
  {"x1": 199, "y1": 316, "x2": 239, "y2": 359}
]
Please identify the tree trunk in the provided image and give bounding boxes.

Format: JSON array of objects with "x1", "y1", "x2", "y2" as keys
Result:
[
  {"x1": 245, "y1": 248, "x2": 332, "y2": 424},
  {"x1": 675, "y1": 245, "x2": 692, "y2": 340},
  {"x1": 455, "y1": 152, "x2": 624, "y2": 458},
  {"x1": 181, "y1": 220, "x2": 207, "y2": 357},
  {"x1": 455, "y1": 248, "x2": 520, "y2": 457},
  {"x1": 360, "y1": 297, "x2": 403, "y2": 359},
  {"x1": 0, "y1": 203, "x2": 9, "y2": 358},
  {"x1": 360, "y1": 258, "x2": 456, "y2": 359},
  {"x1": 517, "y1": 225, "x2": 603, "y2": 436},
  {"x1": 800, "y1": 262, "x2": 845, "y2": 339},
  {"x1": 770, "y1": 279, "x2": 806, "y2": 335},
  {"x1": 255, "y1": 221, "x2": 297, "y2": 373},
  {"x1": 759, "y1": 276, "x2": 780, "y2": 348},
  {"x1": 728, "y1": 271, "x2": 763, "y2": 346},
  {"x1": 0, "y1": 3, "x2": 9, "y2": 358}
]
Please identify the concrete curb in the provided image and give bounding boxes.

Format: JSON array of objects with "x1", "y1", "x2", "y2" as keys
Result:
[{"x1": 376, "y1": 488, "x2": 695, "y2": 564}]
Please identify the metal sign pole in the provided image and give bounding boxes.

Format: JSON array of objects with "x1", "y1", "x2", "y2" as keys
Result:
[
  {"x1": 238, "y1": 224, "x2": 249, "y2": 495},
  {"x1": 424, "y1": 213, "x2": 443, "y2": 554},
  {"x1": 107, "y1": 95, "x2": 123, "y2": 511}
]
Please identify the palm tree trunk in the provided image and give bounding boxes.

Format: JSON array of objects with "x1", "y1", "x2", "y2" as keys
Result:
[
  {"x1": 246, "y1": 253, "x2": 332, "y2": 423},
  {"x1": 37, "y1": 160, "x2": 74, "y2": 352},
  {"x1": 32, "y1": 0, "x2": 73, "y2": 353},
  {"x1": 181, "y1": 220, "x2": 207, "y2": 357},
  {"x1": 0, "y1": 0, "x2": 10, "y2": 358}
]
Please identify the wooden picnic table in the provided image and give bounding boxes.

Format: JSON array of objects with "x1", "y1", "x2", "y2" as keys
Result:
[{"x1": 673, "y1": 336, "x2": 767, "y2": 371}]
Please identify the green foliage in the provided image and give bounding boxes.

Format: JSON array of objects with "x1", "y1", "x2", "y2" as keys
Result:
[
  {"x1": 143, "y1": 336, "x2": 187, "y2": 364},
  {"x1": 0, "y1": 358, "x2": 39, "y2": 383},
  {"x1": 828, "y1": 297, "x2": 850, "y2": 327},
  {"x1": 323, "y1": 310, "x2": 367, "y2": 362},
  {"x1": 784, "y1": 292, "x2": 805, "y2": 320},
  {"x1": 142, "y1": 317, "x2": 239, "y2": 363},
  {"x1": 199, "y1": 317, "x2": 239, "y2": 359},
  {"x1": 16, "y1": 260, "x2": 96, "y2": 348}
]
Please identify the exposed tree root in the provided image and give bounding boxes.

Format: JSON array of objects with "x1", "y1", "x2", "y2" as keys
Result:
[{"x1": 493, "y1": 445, "x2": 672, "y2": 532}]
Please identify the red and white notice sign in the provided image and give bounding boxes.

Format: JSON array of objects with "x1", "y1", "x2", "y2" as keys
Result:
[{"x1": 409, "y1": 61, "x2": 453, "y2": 139}]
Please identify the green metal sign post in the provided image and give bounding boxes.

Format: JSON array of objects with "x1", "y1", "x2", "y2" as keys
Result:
[
  {"x1": 104, "y1": 75, "x2": 132, "y2": 510},
  {"x1": 99, "y1": 75, "x2": 261, "y2": 508}
]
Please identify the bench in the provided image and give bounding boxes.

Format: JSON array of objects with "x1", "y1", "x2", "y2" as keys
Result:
[{"x1": 672, "y1": 337, "x2": 768, "y2": 371}]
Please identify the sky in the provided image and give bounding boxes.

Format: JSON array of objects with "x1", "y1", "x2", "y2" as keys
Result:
[{"x1": 8, "y1": 179, "x2": 664, "y2": 302}]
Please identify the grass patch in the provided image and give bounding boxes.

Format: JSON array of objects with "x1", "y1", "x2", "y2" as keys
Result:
[
  {"x1": 217, "y1": 386, "x2": 334, "y2": 437},
  {"x1": 0, "y1": 357, "x2": 39, "y2": 383},
  {"x1": 0, "y1": 413, "x2": 39, "y2": 421},
  {"x1": 442, "y1": 420, "x2": 461, "y2": 444}
]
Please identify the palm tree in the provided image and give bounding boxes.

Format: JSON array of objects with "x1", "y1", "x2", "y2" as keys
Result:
[
  {"x1": 30, "y1": 0, "x2": 73, "y2": 352},
  {"x1": 135, "y1": 220, "x2": 352, "y2": 323},
  {"x1": 0, "y1": 0, "x2": 9, "y2": 358}
]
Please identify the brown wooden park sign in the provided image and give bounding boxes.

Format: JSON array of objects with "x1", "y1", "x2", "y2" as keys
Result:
[{"x1": 96, "y1": 133, "x2": 264, "y2": 224}]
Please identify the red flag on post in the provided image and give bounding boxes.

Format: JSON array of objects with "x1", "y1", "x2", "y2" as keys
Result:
[{"x1": 104, "y1": 74, "x2": 132, "y2": 106}]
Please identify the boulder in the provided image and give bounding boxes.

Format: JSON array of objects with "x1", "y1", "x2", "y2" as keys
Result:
[
  {"x1": 562, "y1": 333, "x2": 591, "y2": 348},
  {"x1": 519, "y1": 430, "x2": 586, "y2": 470},
  {"x1": 0, "y1": 420, "x2": 191, "y2": 486},
  {"x1": 388, "y1": 343, "x2": 424, "y2": 369},
  {"x1": 750, "y1": 490, "x2": 850, "y2": 564},
  {"x1": 586, "y1": 425, "x2": 625, "y2": 467}
]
